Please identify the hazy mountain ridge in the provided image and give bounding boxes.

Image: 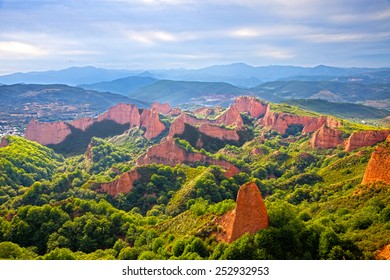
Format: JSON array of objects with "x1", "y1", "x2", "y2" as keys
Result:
[{"x1": 1, "y1": 63, "x2": 388, "y2": 87}]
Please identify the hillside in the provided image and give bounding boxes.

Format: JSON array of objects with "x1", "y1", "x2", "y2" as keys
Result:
[
  {"x1": 252, "y1": 81, "x2": 390, "y2": 104},
  {"x1": 79, "y1": 76, "x2": 158, "y2": 96},
  {"x1": 284, "y1": 99, "x2": 390, "y2": 122},
  {"x1": 0, "y1": 95, "x2": 389, "y2": 260},
  {"x1": 130, "y1": 80, "x2": 250, "y2": 106}
]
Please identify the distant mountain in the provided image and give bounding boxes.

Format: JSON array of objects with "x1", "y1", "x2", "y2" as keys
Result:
[
  {"x1": 252, "y1": 81, "x2": 390, "y2": 106},
  {"x1": 2, "y1": 64, "x2": 388, "y2": 88},
  {"x1": 129, "y1": 80, "x2": 250, "y2": 106},
  {"x1": 0, "y1": 66, "x2": 140, "y2": 86},
  {"x1": 284, "y1": 99, "x2": 390, "y2": 120},
  {"x1": 79, "y1": 76, "x2": 158, "y2": 96}
]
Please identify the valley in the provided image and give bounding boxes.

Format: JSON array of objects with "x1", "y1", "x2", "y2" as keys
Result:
[{"x1": 0, "y1": 92, "x2": 389, "y2": 260}]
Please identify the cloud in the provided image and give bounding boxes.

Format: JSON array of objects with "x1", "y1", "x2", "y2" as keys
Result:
[{"x1": 0, "y1": 41, "x2": 47, "y2": 58}]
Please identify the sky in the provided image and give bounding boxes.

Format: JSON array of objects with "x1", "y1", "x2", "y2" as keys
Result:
[{"x1": 0, "y1": 0, "x2": 389, "y2": 74}]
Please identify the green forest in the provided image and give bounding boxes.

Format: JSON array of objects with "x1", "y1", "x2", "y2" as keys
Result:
[{"x1": 0, "y1": 105, "x2": 389, "y2": 260}]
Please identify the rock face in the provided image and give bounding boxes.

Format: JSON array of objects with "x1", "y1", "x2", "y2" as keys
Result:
[
  {"x1": 234, "y1": 96, "x2": 267, "y2": 118},
  {"x1": 69, "y1": 117, "x2": 95, "y2": 131},
  {"x1": 25, "y1": 119, "x2": 71, "y2": 145},
  {"x1": 99, "y1": 169, "x2": 140, "y2": 196},
  {"x1": 97, "y1": 103, "x2": 140, "y2": 126},
  {"x1": 216, "y1": 182, "x2": 268, "y2": 243},
  {"x1": 25, "y1": 103, "x2": 167, "y2": 145},
  {"x1": 137, "y1": 139, "x2": 239, "y2": 177},
  {"x1": 362, "y1": 136, "x2": 390, "y2": 185},
  {"x1": 0, "y1": 137, "x2": 9, "y2": 148},
  {"x1": 215, "y1": 105, "x2": 244, "y2": 128},
  {"x1": 198, "y1": 123, "x2": 240, "y2": 141},
  {"x1": 151, "y1": 102, "x2": 172, "y2": 115},
  {"x1": 375, "y1": 244, "x2": 390, "y2": 260},
  {"x1": 140, "y1": 108, "x2": 166, "y2": 140},
  {"x1": 260, "y1": 105, "x2": 339, "y2": 135},
  {"x1": 345, "y1": 130, "x2": 390, "y2": 152},
  {"x1": 310, "y1": 125, "x2": 344, "y2": 149}
]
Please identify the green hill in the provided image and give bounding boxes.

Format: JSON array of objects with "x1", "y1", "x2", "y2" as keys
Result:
[
  {"x1": 284, "y1": 99, "x2": 390, "y2": 120},
  {"x1": 130, "y1": 80, "x2": 249, "y2": 105}
]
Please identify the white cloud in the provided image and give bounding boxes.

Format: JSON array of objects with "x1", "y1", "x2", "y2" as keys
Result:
[
  {"x1": 303, "y1": 31, "x2": 390, "y2": 43},
  {"x1": 0, "y1": 41, "x2": 47, "y2": 58}
]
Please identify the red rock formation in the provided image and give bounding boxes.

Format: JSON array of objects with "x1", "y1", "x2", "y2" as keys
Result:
[
  {"x1": 310, "y1": 125, "x2": 344, "y2": 149},
  {"x1": 24, "y1": 103, "x2": 168, "y2": 145},
  {"x1": 140, "y1": 108, "x2": 166, "y2": 140},
  {"x1": 198, "y1": 123, "x2": 240, "y2": 141},
  {"x1": 97, "y1": 103, "x2": 140, "y2": 126},
  {"x1": 0, "y1": 137, "x2": 9, "y2": 148},
  {"x1": 137, "y1": 139, "x2": 239, "y2": 177},
  {"x1": 345, "y1": 130, "x2": 390, "y2": 152},
  {"x1": 375, "y1": 244, "x2": 390, "y2": 260},
  {"x1": 216, "y1": 182, "x2": 268, "y2": 243},
  {"x1": 215, "y1": 105, "x2": 244, "y2": 128},
  {"x1": 25, "y1": 119, "x2": 71, "y2": 145},
  {"x1": 260, "y1": 104, "x2": 340, "y2": 135},
  {"x1": 194, "y1": 107, "x2": 214, "y2": 116},
  {"x1": 234, "y1": 96, "x2": 267, "y2": 118},
  {"x1": 151, "y1": 102, "x2": 172, "y2": 115},
  {"x1": 169, "y1": 108, "x2": 182, "y2": 116},
  {"x1": 362, "y1": 138, "x2": 390, "y2": 185},
  {"x1": 69, "y1": 117, "x2": 95, "y2": 131},
  {"x1": 99, "y1": 169, "x2": 140, "y2": 196},
  {"x1": 167, "y1": 113, "x2": 207, "y2": 139}
]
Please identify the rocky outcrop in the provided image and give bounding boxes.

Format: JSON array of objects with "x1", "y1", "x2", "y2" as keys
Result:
[
  {"x1": 97, "y1": 103, "x2": 140, "y2": 126},
  {"x1": 194, "y1": 107, "x2": 214, "y2": 116},
  {"x1": 215, "y1": 105, "x2": 244, "y2": 128},
  {"x1": 99, "y1": 169, "x2": 140, "y2": 196},
  {"x1": 216, "y1": 182, "x2": 268, "y2": 243},
  {"x1": 169, "y1": 108, "x2": 182, "y2": 116},
  {"x1": 345, "y1": 130, "x2": 390, "y2": 152},
  {"x1": 151, "y1": 102, "x2": 172, "y2": 115},
  {"x1": 0, "y1": 137, "x2": 9, "y2": 148},
  {"x1": 25, "y1": 119, "x2": 71, "y2": 145},
  {"x1": 198, "y1": 123, "x2": 240, "y2": 141},
  {"x1": 137, "y1": 139, "x2": 239, "y2": 177},
  {"x1": 167, "y1": 113, "x2": 205, "y2": 139},
  {"x1": 69, "y1": 117, "x2": 95, "y2": 131},
  {"x1": 260, "y1": 105, "x2": 339, "y2": 135},
  {"x1": 140, "y1": 108, "x2": 166, "y2": 140},
  {"x1": 310, "y1": 125, "x2": 344, "y2": 149},
  {"x1": 234, "y1": 96, "x2": 267, "y2": 118},
  {"x1": 25, "y1": 103, "x2": 167, "y2": 145},
  {"x1": 362, "y1": 136, "x2": 390, "y2": 185},
  {"x1": 375, "y1": 244, "x2": 390, "y2": 260}
]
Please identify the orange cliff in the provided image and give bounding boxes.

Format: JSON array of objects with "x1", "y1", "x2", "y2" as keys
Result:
[
  {"x1": 25, "y1": 119, "x2": 71, "y2": 145},
  {"x1": 310, "y1": 125, "x2": 344, "y2": 149},
  {"x1": 98, "y1": 169, "x2": 141, "y2": 196},
  {"x1": 216, "y1": 182, "x2": 268, "y2": 243},
  {"x1": 345, "y1": 130, "x2": 390, "y2": 152},
  {"x1": 140, "y1": 108, "x2": 166, "y2": 140},
  {"x1": 25, "y1": 103, "x2": 167, "y2": 145},
  {"x1": 167, "y1": 113, "x2": 240, "y2": 142},
  {"x1": 136, "y1": 139, "x2": 239, "y2": 177},
  {"x1": 151, "y1": 102, "x2": 172, "y2": 115},
  {"x1": 198, "y1": 123, "x2": 240, "y2": 141},
  {"x1": 260, "y1": 105, "x2": 339, "y2": 135},
  {"x1": 362, "y1": 135, "x2": 390, "y2": 185},
  {"x1": 97, "y1": 103, "x2": 141, "y2": 126},
  {"x1": 215, "y1": 104, "x2": 244, "y2": 128},
  {"x1": 234, "y1": 96, "x2": 267, "y2": 118}
]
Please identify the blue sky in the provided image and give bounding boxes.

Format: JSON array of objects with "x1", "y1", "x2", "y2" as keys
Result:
[{"x1": 0, "y1": 0, "x2": 389, "y2": 74}]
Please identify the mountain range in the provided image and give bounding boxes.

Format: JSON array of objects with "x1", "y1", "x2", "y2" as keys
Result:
[{"x1": 1, "y1": 63, "x2": 389, "y2": 87}]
